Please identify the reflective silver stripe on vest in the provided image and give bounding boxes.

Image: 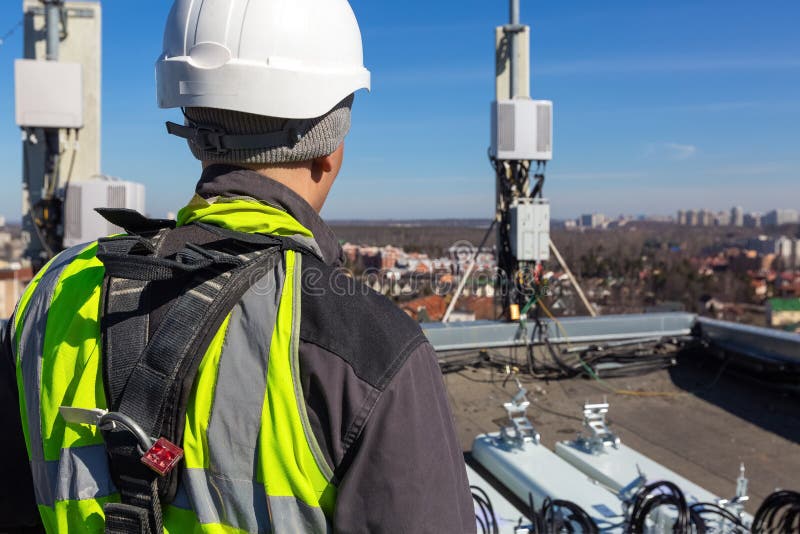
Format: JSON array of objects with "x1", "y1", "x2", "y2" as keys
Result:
[
  {"x1": 22, "y1": 446, "x2": 117, "y2": 507},
  {"x1": 182, "y1": 468, "x2": 269, "y2": 528},
  {"x1": 269, "y1": 495, "x2": 331, "y2": 534},
  {"x1": 16, "y1": 244, "x2": 89, "y2": 506},
  {"x1": 31, "y1": 444, "x2": 118, "y2": 506},
  {"x1": 290, "y1": 255, "x2": 336, "y2": 484},
  {"x1": 181, "y1": 266, "x2": 284, "y2": 532}
]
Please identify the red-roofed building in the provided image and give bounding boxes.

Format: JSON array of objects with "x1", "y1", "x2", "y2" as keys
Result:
[{"x1": 0, "y1": 266, "x2": 33, "y2": 319}]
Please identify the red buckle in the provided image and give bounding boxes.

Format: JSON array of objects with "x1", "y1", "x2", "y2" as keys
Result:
[{"x1": 141, "y1": 437, "x2": 184, "y2": 476}]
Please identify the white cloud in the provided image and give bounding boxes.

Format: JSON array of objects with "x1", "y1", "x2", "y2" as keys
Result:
[{"x1": 646, "y1": 142, "x2": 698, "y2": 161}]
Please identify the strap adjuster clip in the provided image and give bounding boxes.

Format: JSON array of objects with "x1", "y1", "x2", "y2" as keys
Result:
[{"x1": 193, "y1": 126, "x2": 229, "y2": 155}]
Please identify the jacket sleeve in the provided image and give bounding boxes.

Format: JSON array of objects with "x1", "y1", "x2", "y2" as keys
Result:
[
  {"x1": 333, "y1": 342, "x2": 476, "y2": 534},
  {"x1": 0, "y1": 317, "x2": 44, "y2": 532}
]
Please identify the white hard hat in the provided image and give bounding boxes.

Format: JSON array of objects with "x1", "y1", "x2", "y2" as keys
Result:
[{"x1": 156, "y1": 0, "x2": 371, "y2": 120}]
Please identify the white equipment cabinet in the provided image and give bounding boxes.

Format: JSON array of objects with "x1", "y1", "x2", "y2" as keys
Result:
[
  {"x1": 64, "y1": 179, "x2": 146, "y2": 247},
  {"x1": 490, "y1": 99, "x2": 553, "y2": 161},
  {"x1": 509, "y1": 198, "x2": 550, "y2": 262}
]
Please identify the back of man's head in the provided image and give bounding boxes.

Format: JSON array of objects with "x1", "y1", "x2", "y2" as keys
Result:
[
  {"x1": 155, "y1": 0, "x2": 370, "y2": 166},
  {"x1": 183, "y1": 95, "x2": 354, "y2": 166}
]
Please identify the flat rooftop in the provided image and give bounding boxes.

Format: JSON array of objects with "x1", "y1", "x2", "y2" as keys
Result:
[{"x1": 444, "y1": 351, "x2": 800, "y2": 515}]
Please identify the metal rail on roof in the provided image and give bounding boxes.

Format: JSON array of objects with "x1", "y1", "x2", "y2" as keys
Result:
[
  {"x1": 424, "y1": 313, "x2": 800, "y2": 387},
  {"x1": 422, "y1": 313, "x2": 697, "y2": 352},
  {"x1": 697, "y1": 317, "x2": 800, "y2": 364}
]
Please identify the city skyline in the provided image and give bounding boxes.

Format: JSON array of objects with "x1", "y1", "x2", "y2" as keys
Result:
[{"x1": 0, "y1": 0, "x2": 798, "y2": 221}]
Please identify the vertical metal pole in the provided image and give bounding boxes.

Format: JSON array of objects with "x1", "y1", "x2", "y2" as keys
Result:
[
  {"x1": 24, "y1": 0, "x2": 65, "y2": 269},
  {"x1": 509, "y1": 0, "x2": 519, "y2": 99},
  {"x1": 45, "y1": 0, "x2": 61, "y2": 61}
]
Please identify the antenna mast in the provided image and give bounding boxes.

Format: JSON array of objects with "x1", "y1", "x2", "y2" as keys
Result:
[{"x1": 491, "y1": 0, "x2": 553, "y2": 318}]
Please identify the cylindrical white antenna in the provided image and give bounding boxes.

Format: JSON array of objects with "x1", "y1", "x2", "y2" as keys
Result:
[
  {"x1": 509, "y1": 0, "x2": 520, "y2": 98},
  {"x1": 44, "y1": 0, "x2": 61, "y2": 61}
]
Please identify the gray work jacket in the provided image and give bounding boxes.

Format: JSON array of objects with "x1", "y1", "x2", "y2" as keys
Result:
[{"x1": 0, "y1": 165, "x2": 475, "y2": 534}]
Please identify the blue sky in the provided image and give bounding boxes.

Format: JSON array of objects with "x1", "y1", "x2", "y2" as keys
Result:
[{"x1": 0, "y1": 0, "x2": 798, "y2": 221}]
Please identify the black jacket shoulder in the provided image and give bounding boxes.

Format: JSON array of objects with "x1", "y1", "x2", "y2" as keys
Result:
[
  {"x1": 299, "y1": 254, "x2": 427, "y2": 391},
  {"x1": 0, "y1": 319, "x2": 44, "y2": 532}
]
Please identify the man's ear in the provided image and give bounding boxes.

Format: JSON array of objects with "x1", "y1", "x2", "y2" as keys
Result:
[{"x1": 313, "y1": 153, "x2": 335, "y2": 175}]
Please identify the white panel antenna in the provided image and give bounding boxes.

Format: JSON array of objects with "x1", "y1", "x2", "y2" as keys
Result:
[{"x1": 15, "y1": 59, "x2": 84, "y2": 129}]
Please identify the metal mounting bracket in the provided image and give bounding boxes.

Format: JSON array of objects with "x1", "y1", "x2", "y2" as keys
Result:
[
  {"x1": 499, "y1": 383, "x2": 541, "y2": 447},
  {"x1": 716, "y1": 464, "x2": 750, "y2": 529},
  {"x1": 575, "y1": 400, "x2": 621, "y2": 455}
]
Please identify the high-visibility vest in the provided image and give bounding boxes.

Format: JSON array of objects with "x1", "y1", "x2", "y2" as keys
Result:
[{"x1": 11, "y1": 196, "x2": 336, "y2": 533}]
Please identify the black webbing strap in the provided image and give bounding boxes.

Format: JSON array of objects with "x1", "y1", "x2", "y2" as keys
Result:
[
  {"x1": 96, "y1": 208, "x2": 177, "y2": 235},
  {"x1": 101, "y1": 215, "x2": 176, "y2": 415},
  {"x1": 103, "y1": 479, "x2": 161, "y2": 534},
  {"x1": 96, "y1": 210, "x2": 308, "y2": 534},
  {"x1": 166, "y1": 121, "x2": 304, "y2": 155}
]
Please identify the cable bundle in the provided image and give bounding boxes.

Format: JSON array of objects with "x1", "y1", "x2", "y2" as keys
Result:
[
  {"x1": 625, "y1": 481, "x2": 703, "y2": 533},
  {"x1": 527, "y1": 318, "x2": 682, "y2": 382},
  {"x1": 752, "y1": 490, "x2": 800, "y2": 533},
  {"x1": 528, "y1": 493, "x2": 599, "y2": 534},
  {"x1": 472, "y1": 486, "x2": 500, "y2": 534},
  {"x1": 690, "y1": 502, "x2": 747, "y2": 533}
]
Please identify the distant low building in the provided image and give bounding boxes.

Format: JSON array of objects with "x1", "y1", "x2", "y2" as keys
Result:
[
  {"x1": 401, "y1": 295, "x2": 447, "y2": 322},
  {"x1": 766, "y1": 298, "x2": 800, "y2": 328},
  {"x1": 342, "y1": 243, "x2": 359, "y2": 265},
  {"x1": 0, "y1": 266, "x2": 33, "y2": 319},
  {"x1": 359, "y1": 246, "x2": 382, "y2": 270},
  {"x1": 746, "y1": 235, "x2": 775, "y2": 255}
]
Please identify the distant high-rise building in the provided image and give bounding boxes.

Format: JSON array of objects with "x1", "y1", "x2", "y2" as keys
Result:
[
  {"x1": 687, "y1": 210, "x2": 699, "y2": 226},
  {"x1": 580, "y1": 213, "x2": 606, "y2": 229},
  {"x1": 744, "y1": 213, "x2": 762, "y2": 229},
  {"x1": 776, "y1": 236, "x2": 794, "y2": 262},
  {"x1": 794, "y1": 238, "x2": 800, "y2": 269},
  {"x1": 698, "y1": 210, "x2": 714, "y2": 227},
  {"x1": 763, "y1": 209, "x2": 800, "y2": 227},
  {"x1": 731, "y1": 206, "x2": 744, "y2": 227},
  {"x1": 677, "y1": 210, "x2": 686, "y2": 225},
  {"x1": 715, "y1": 211, "x2": 731, "y2": 226}
]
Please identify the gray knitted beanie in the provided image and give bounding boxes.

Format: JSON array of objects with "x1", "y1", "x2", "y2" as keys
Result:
[{"x1": 184, "y1": 94, "x2": 354, "y2": 165}]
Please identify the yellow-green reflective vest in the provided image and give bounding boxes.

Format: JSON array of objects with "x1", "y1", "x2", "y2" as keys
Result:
[{"x1": 11, "y1": 197, "x2": 336, "y2": 533}]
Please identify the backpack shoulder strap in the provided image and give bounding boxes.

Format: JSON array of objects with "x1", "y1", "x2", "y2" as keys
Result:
[{"x1": 93, "y1": 210, "x2": 305, "y2": 534}]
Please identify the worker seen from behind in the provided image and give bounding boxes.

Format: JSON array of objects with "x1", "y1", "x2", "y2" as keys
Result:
[{"x1": 0, "y1": 0, "x2": 475, "y2": 532}]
